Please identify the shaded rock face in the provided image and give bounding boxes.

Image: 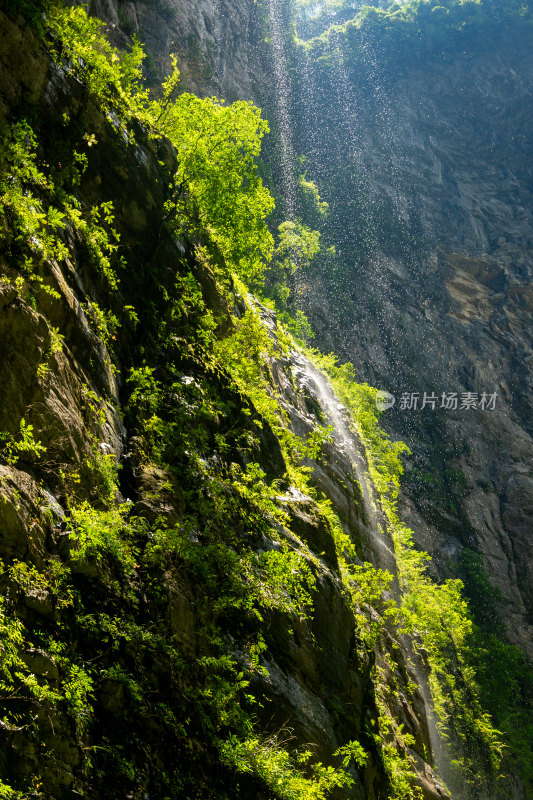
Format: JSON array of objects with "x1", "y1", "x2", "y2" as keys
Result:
[
  {"x1": 287, "y1": 31, "x2": 533, "y2": 659},
  {"x1": 256, "y1": 338, "x2": 450, "y2": 800},
  {"x1": 0, "y1": 10, "x2": 451, "y2": 800},
  {"x1": 86, "y1": 0, "x2": 262, "y2": 98}
]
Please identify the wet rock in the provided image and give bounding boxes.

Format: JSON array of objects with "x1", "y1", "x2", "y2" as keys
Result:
[
  {"x1": 0, "y1": 10, "x2": 48, "y2": 113},
  {"x1": 91, "y1": 0, "x2": 261, "y2": 99},
  {"x1": 278, "y1": 488, "x2": 339, "y2": 569},
  {"x1": 408, "y1": 749, "x2": 451, "y2": 800},
  {"x1": 293, "y1": 35, "x2": 533, "y2": 671},
  {"x1": 132, "y1": 464, "x2": 185, "y2": 527},
  {"x1": 0, "y1": 466, "x2": 47, "y2": 561},
  {"x1": 23, "y1": 585, "x2": 53, "y2": 617},
  {"x1": 21, "y1": 648, "x2": 59, "y2": 682},
  {"x1": 99, "y1": 679, "x2": 126, "y2": 714},
  {"x1": 166, "y1": 573, "x2": 198, "y2": 659}
]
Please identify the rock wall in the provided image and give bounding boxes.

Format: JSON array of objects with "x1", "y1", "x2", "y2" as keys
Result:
[
  {"x1": 84, "y1": 0, "x2": 262, "y2": 98},
  {"x1": 0, "y1": 7, "x2": 454, "y2": 799},
  {"x1": 3, "y1": 0, "x2": 533, "y2": 796},
  {"x1": 289, "y1": 27, "x2": 533, "y2": 662},
  {"x1": 91, "y1": 0, "x2": 533, "y2": 669}
]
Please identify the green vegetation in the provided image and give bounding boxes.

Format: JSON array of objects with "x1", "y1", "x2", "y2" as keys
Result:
[
  {"x1": 264, "y1": 220, "x2": 320, "y2": 339},
  {"x1": 116, "y1": 283, "x2": 369, "y2": 797},
  {"x1": 460, "y1": 549, "x2": 533, "y2": 798},
  {"x1": 299, "y1": 0, "x2": 533, "y2": 60},
  {"x1": 0, "y1": 2, "x2": 524, "y2": 799},
  {"x1": 220, "y1": 735, "x2": 359, "y2": 800},
  {"x1": 49, "y1": 8, "x2": 274, "y2": 285},
  {"x1": 0, "y1": 116, "x2": 121, "y2": 332},
  {"x1": 154, "y1": 65, "x2": 275, "y2": 283},
  {"x1": 0, "y1": 8, "x2": 359, "y2": 795},
  {"x1": 0, "y1": 419, "x2": 46, "y2": 466},
  {"x1": 47, "y1": 5, "x2": 150, "y2": 127}
]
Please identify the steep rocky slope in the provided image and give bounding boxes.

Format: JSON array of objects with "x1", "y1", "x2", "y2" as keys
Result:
[
  {"x1": 94, "y1": 2, "x2": 533, "y2": 794},
  {"x1": 0, "y1": 5, "x2": 483, "y2": 799},
  {"x1": 85, "y1": 0, "x2": 262, "y2": 98}
]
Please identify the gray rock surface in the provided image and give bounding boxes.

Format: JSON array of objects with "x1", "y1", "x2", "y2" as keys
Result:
[
  {"x1": 87, "y1": 0, "x2": 262, "y2": 98},
  {"x1": 289, "y1": 33, "x2": 533, "y2": 660}
]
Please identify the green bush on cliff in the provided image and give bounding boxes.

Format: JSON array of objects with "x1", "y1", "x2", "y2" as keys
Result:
[
  {"x1": 220, "y1": 734, "x2": 357, "y2": 800},
  {"x1": 459, "y1": 549, "x2": 533, "y2": 797},
  {"x1": 0, "y1": 120, "x2": 121, "y2": 295},
  {"x1": 0, "y1": 418, "x2": 45, "y2": 466},
  {"x1": 264, "y1": 220, "x2": 321, "y2": 334},
  {"x1": 48, "y1": 5, "x2": 149, "y2": 125}
]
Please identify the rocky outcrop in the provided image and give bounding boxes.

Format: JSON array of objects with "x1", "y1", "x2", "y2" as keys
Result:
[{"x1": 0, "y1": 8, "x2": 453, "y2": 799}]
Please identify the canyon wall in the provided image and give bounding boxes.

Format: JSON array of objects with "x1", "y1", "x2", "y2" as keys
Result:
[
  {"x1": 89, "y1": 4, "x2": 533, "y2": 664},
  {"x1": 2, "y1": 1, "x2": 532, "y2": 798},
  {"x1": 0, "y1": 5, "x2": 458, "y2": 799},
  {"x1": 289, "y1": 24, "x2": 533, "y2": 660}
]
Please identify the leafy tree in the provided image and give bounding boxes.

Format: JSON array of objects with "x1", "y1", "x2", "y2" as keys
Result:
[
  {"x1": 48, "y1": 10, "x2": 275, "y2": 285},
  {"x1": 265, "y1": 220, "x2": 320, "y2": 307},
  {"x1": 275, "y1": 220, "x2": 321, "y2": 273},
  {"x1": 152, "y1": 62, "x2": 275, "y2": 283}
]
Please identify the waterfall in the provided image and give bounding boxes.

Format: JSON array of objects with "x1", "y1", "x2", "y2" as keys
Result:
[
  {"x1": 267, "y1": 0, "x2": 297, "y2": 218},
  {"x1": 291, "y1": 19, "x2": 439, "y2": 401},
  {"x1": 291, "y1": 350, "x2": 464, "y2": 798},
  {"x1": 290, "y1": 351, "x2": 398, "y2": 575}
]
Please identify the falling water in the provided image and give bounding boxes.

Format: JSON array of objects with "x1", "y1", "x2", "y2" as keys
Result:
[
  {"x1": 290, "y1": 26, "x2": 395, "y2": 371},
  {"x1": 291, "y1": 352, "x2": 398, "y2": 575},
  {"x1": 289, "y1": 11, "x2": 448, "y2": 407},
  {"x1": 292, "y1": 349, "x2": 463, "y2": 798},
  {"x1": 273, "y1": 9, "x2": 508, "y2": 798},
  {"x1": 284, "y1": 18, "x2": 460, "y2": 762},
  {"x1": 267, "y1": 0, "x2": 297, "y2": 218}
]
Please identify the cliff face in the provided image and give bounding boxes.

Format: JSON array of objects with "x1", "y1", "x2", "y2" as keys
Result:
[
  {"x1": 289, "y1": 27, "x2": 533, "y2": 660},
  {"x1": 0, "y1": 7, "x2": 458, "y2": 799},
  {"x1": 93, "y1": 0, "x2": 533, "y2": 669},
  {"x1": 108, "y1": 3, "x2": 533, "y2": 792},
  {"x1": 85, "y1": 0, "x2": 262, "y2": 98},
  {"x1": 2, "y1": 1, "x2": 533, "y2": 799}
]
